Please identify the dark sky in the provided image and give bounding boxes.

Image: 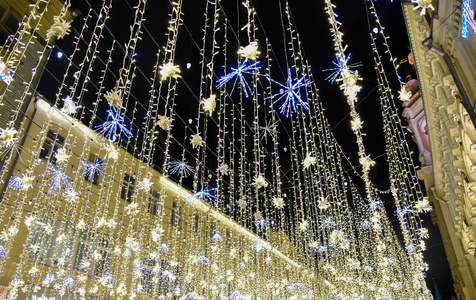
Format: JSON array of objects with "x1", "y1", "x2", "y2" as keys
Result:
[{"x1": 38, "y1": 0, "x2": 455, "y2": 298}]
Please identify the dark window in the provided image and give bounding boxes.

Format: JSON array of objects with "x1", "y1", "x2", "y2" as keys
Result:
[
  {"x1": 121, "y1": 173, "x2": 135, "y2": 203},
  {"x1": 171, "y1": 201, "x2": 180, "y2": 226},
  {"x1": 0, "y1": 2, "x2": 21, "y2": 46},
  {"x1": 193, "y1": 214, "x2": 200, "y2": 233},
  {"x1": 147, "y1": 189, "x2": 161, "y2": 216},
  {"x1": 39, "y1": 130, "x2": 65, "y2": 163}
]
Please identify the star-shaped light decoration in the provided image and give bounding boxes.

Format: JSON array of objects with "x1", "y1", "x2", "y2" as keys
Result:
[
  {"x1": 265, "y1": 68, "x2": 311, "y2": 117},
  {"x1": 338, "y1": 69, "x2": 362, "y2": 102},
  {"x1": 253, "y1": 210, "x2": 264, "y2": 223},
  {"x1": 168, "y1": 160, "x2": 195, "y2": 177},
  {"x1": 398, "y1": 86, "x2": 412, "y2": 101},
  {"x1": 272, "y1": 196, "x2": 285, "y2": 209},
  {"x1": 303, "y1": 153, "x2": 317, "y2": 169},
  {"x1": 309, "y1": 241, "x2": 319, "y2": 249},
  {"x1": 82, "y1": 159, "x2": 104, "y2": 182},
  {"x1": 95, "y1": 109, "x2": 133, "y2": 141},
  {"x1": 216, "y1": 61, "x2": 261, "y2": 98},
  {"x1": 318, "y1": 197, "x2": 330, "y2": 210},
  {"x1": 159, "y1": 62, "x2": 181, "y2": 81},
  {"x1": 158, "y1": 115, "x2": 172, "y2": 131},
  {"x1": 201, "y1": 95, "x2": 217, "y2": 116},
  {"x1": 323, "y1": 54, "x2": 362, "y2": 83},
  {"x1": 299, "y1": 220, "x2": 309, "y2": 232},
  {"x1": 237, "y1": 198, "x2": 247, "y2": 209},
  {"x1": 0, "y1": 127, "x2": 17, "y2": 149},
  {"x1": 46, "y1": 16, "x2": 71, "y2": 40},
  {"x1": 411, "y1": 0, "x2": 435, "y2": 16},
  {"x1": 417, "y1": 228, "x2": 429, "y2": 239},
  {"x1": 217, "y1": 163, "x2": 229, "y2": 175},
  {"x1": 258, "y1": 119, "x2": 279, "y2": 143},
  {"x1": 252, "y1": 174, "x2": 268, "y2": 189},
  {"x1": 45, "y1": 164, "x2": 70, "y2": 195},
  {"x1": 104, "y1": 89, "x2": 123, "y2": 110},
  {"x1": 76, "y1": 219, "x2": 86, "y2": 230},
  {"x1": 61, "y1": 96, "x2": 78, "y2": 115},
  {"x1": 21, "y1": 175, "x2": 34, "y2": 191},
  {"x1": 24, "y1": 215, "x2": 35, "y2": 229},
  {"x1": 104, "y1": 141, "x2": 119, "y2": 160},
  {"x1": 414, "y1": 197, "x2": 432, "y2": 213},
  {"x1": 238, "y1": 41, "x2": 260, "y2": 61},
  {"x1": 54, "y1": 148, "x2": 70, "y2": 165},
  {"x1": 190, "y1": 133, "x2": 204, "y2": 149},
  {"x1": 64, "y1": 188, "x2": 78, "y2": 204},
  {"x1": 351, "y1": 116, "x2": 363, "y2": 132},
  {"x1": 138, "y1": 176, "x2": 153, "y2": 191}
]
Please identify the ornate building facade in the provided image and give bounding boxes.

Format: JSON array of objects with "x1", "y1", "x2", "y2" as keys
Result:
[{"x1": 403, "y1": 0, "x2": 476, "y2": 298}]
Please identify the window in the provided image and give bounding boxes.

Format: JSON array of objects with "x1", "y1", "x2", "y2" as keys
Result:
[
  {"x1": 73, "y1": 229, "x2": 113, "y2": 277},
  {"x1": 121, "y1": 173, "x2": 135, "y2": 203},
  {"x1": 39, "y1": 130, "x2": 65, "y2": 163},
  {"x1": 193, "y1": 214, "x2": 200, "y2": 233},
  {"x1": 25, "y1": 217, "x2": 54, "y2": 262},
  {"x1": 171, "y1": 201, "x2": 181, "y2": 227},
  {"x1": 0, "y1": 2, "x2": 21, "y2": 46},
  {"x1": 147, "y1": 190, "x2": 162, "y2": 216},
  {"x1": 138, "y1": 258, "x2": 156, "y2": 296}
]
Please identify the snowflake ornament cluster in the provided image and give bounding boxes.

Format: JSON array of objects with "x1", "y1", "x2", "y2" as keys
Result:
[
  {"x1": 201, "y1": 95, "x2": 217, "y2": 116},
  {"x1": 217, "y1": 163, "x2": 229, "y2": 175},
  {"x1": 272, "y1": 196, "x2": 285, "y2": 209},
  {"x1": 238, "y1": 41, "x2": 260, "y2": 61},
  {"x1": 159, "y1": 62, "x2": 181, "y2": 81},
  {"x1": 61, "y1": 96, "x2": 78, "y2": 115},
  {"x1": 47, "y1": 16, "x2": 71, "y2": 40},
  {"x1": 252, "y1": 174, "x2": 268, "y2": 189},
  {"x1": 0, "y1": 127, "x2": 17, "y2": 149},
  {"x1": 54, "y1": 148, "x2": 70, "y2": 165},
  {"x1": 303, "y1": 153, "x2": 317, "y2": 169},
  {"x1": 398, "y1": 86, "x2": 412, "y2": 102},
  {"x1": 158, "y1": 115, "x2": 172, "y2": 131},
  {"x1": 104, "y1": 89, "x2": 123, "y2": 110},
  {"x1": 414, "y1": 197, "x2": 432, "y2": 213},
  {"x1": 190, "y1": 133, "x2": 204, "y2": 149},
  {"x1": 104, "y1": 141, "x2": 119, "y2": 160}
]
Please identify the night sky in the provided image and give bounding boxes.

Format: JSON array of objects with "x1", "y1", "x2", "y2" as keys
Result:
[{"x1": 37, "y1": 0, "x2": 456, "y2": 298}]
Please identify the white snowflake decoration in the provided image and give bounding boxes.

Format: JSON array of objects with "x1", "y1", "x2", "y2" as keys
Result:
[
  {"x1": 0, "y1": 127, "x2": 17, "y2": 149},
  {"x1": 217, "y1": 163, "x2": 229, "y2": 175},
  {"x1": 351, "y1": 116, "x2": 363, "y2": 132},
  {"x1": 415, "y1": 197, "x2": 432, "y2": 213},
  {"x1": 412, "y1": 0, "x2": 435, "y2": 16},
  {"x1": 159, "y1": 62, "x2": 181, "y2": 81},
  {"x1": 299, "y1": 220, "x2": 309, "y2": 231},
  {"x1": 238, "y1": 41, "x2": 260, "y2": 60},
  {"x1": 104, "y1": 89, "x2": 123, "y2": 110},
  {"x1": 138, "y1": 176, "x2": 153, "y2": 191},
  {"x1": 158, "y1": 115, "x2": 172, "y2": 131},
  {"x1": 61, "y1": 96, "x2": 78, "y2": 115},
  {"x1": 54, "y1": 148, "x2": 70, "y2": 165},
  {"x1": 104, "y1": 141, "x2": 119, "y2": 160},
  {"x1": 252, "y1": 174, "x2": 268, "y2": 189},
  {"x1": 399, "y1": 86, "x2": 412, "y2": 101},
  {"x1": 318, "y1": 197, "x2": 330, "y2": 210},
  {"x1": 303, "y1": 153, "x2": 317, "y2": 169},
  {"x1": 190, "y1": 133, "x2": 204, "y2": 149},
  {"x1": 254, "y1": 210, "x2": 264, "y2": 223},
  {"x1": 201, "y1": 95, "x2": 217, "y2": 116},
  {"x1": 237, "y1": 198, "x2": 247, "y2": 209},
  {"x1": 21, "y1": 175, "x2": 34, "y2": 190},
  {"x1": 64, "y1": 188, "x2": 78, "y2": 204},
  {"x1": 47, "y1": 16, "x2": 71, "y2": 40},
  {"x1": 272, "y1": 196, "x2": 285, "y2": 209}
]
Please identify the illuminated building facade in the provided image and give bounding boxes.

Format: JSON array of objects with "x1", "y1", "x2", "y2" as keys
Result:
[{"x1": 403, "y1": 0, "x2": 476, "y2": 298}]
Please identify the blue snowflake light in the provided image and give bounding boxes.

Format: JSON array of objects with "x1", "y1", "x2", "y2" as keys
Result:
[
  {"x1": 45, "y1": 163, "x2": 70, "y2": 195},
  {"x1": 396, "y1": 205, "x2": 418, "y2": 219},
  {"x1": 7, "y1": 176, "x2": 23, "y2": 191},
  {"x1": 168, "y1": 160, "x2": 195, "y2": 178},
  {"x1": 95, "y1": 110, "x2": 133, "y2": 141},
  {"x1": 366, "y1": 197, "x2": 382, "y2": 211},
  {"x1": 216, "y1": 61, "x2": 261, "y2": 98},
  {"x1": 265, "y1": 68, "x2": 311, "y2": 117},
  {"x1": 323, "y1": 54, "x2": 362, "y2": 83},
  {"x1": 319, "y1": 217, "x2": 336, "y2": 229},
  {"x1": 190, "y1": 188, "x2": 216, "y2": 203},
  {"x1": 82, "y1": 159, "x2": 105, "y2": 182}
]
